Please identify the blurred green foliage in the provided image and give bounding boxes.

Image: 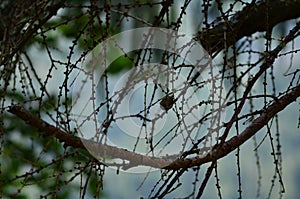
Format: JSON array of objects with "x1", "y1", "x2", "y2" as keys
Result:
[
  {"x1": 1, "y1": 0, "x2": 154, "y2": 198},
  {"x1": 107, "y1": 53, "x2": 135, "y2": 74}
]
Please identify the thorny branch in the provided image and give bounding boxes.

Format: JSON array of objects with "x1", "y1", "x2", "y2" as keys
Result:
[
  {"x1": 8, "y1": 83, "x2": 300, "y2": 170},
  {"x1": 4, "y1": 0, "x2": 300, "y2": 170},
  {"x1": 8, "y1": 106, "x2": 172, "y2": 169},
  {"x1": 164, "y1": 84, "x2": 300, "y2": 169},
  {"x1": 2, "y1": 1, "x2": 300, "y2": 198}
]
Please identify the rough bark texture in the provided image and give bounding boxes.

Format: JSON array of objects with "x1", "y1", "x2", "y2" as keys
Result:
[{"x1": 198, "y1": 0, "x2": 300, "y2": 53}]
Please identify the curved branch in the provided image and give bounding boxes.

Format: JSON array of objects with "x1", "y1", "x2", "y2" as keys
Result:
[
  {"x1": 7, "y1": 106, "x2": 172, "y2": 169},
  {"x1": 198, "y1": 0, "x2": 300, "y2": 53},
  {"x1": 163, "y1": 84, "x2": 300, "y2": 170},
  {"x1": 5, "y1": 0, "x2": 300, "y2": 171},
  {"x1": 8, "y1": 83, "x2": 300, "y2": 170}
]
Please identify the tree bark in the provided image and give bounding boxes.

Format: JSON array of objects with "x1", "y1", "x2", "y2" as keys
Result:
[{"x1": 197, "y1": 0, "x2": 300, "y2": 53}]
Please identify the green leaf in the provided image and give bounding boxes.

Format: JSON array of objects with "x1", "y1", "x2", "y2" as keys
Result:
[{"x1": 107, "y1": 54, "x2": 135, "y2": 74}]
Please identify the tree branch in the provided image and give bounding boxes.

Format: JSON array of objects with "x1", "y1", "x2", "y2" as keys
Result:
[
  {"x1": 163, "y1": 84, "x2": 300, "y2": 170},
  {"x1": 8, "y1": 83, "x2": 300, "y2": 170},
  {"x1": 7, "y1": 106, "x2": 172, "y2": 169},
  {"x1": 197, "y1": 0, "x2": 300, "y2": 53},
  {"x1": 5, "y1": 0, "x2": 300, "y2": 171}
]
